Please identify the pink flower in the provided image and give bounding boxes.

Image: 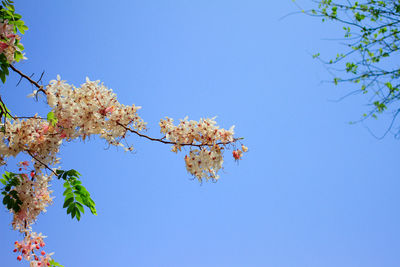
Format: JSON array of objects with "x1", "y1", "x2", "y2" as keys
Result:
[
  {"x1": 0, "y1": 41, "x2": 8, "y2": 52},
  {"x1": 42, "y1": 124, "x2": 50, "y2": 134},
  {"x1": 232, "y1": 149, "x2": 243, "y2": 160},
  {"x1": 21, "y1": 161, "x2": 29, "y2": 167},
  {"x1": 105, "y1": 106, "x2": 115, "y2": 113}
]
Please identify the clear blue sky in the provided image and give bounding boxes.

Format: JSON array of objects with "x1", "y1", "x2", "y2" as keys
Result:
[{"x1": 1, "y1": 1, "x2": 400, "y2": 266}]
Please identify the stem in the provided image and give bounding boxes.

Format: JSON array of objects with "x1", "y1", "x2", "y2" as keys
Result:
[
  {"x1": 117, "y1": 122, "x2": 237, "y2": 148},
  {"x1": 9, "y1": 65, "x2": 46, "y2": 94},
  {"x1": 26, "y1": 150, "x2": 57, "y2": 176}
]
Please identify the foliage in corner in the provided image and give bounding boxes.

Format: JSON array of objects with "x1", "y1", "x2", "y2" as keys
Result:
[
  {"x1": 304, "y1": 0, "x2": 400, "y2": 136},
  {"x1": 0, "y1": 0, "x2": 26, "y2": 83}
]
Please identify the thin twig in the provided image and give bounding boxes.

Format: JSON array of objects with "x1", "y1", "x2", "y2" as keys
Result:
[
  {"x1": 37, "y1": 71, "x2": 45, "y2": 84},
  {"x1": 117, "y1": 122, "x2": 238, "y2": 148},
  {"x1": 9, "y1": 65, "x2": 46, "y2": 94},
  {"x1": 26, "y1": 150, "x2": 57, "y2": 176}
]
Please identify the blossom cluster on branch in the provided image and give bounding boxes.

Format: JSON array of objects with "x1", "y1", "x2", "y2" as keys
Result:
[
  {"x1": 0, "y1": 2, "x2": 247, "y2": 266},
  {"x1": 14, "y1": 231, "x2": 52, "y2": 266},
  {"x1": 160, "y1": 117, "x2": 246, "y2": 181}
]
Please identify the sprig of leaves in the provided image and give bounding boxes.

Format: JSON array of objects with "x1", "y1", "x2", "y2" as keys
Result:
[
  {"x1": 47, "y1": 111, "x2": 58, "y2": 126},
  {"x1": 0, "y1": 171, "x2": 22, "y2": 213},
  {"x1": 56, "y1": 169, "x2": 97, "y2": 221},
  {"x1": 0, "y1": 99, "x2": 12, "y2": 120},
  {"x1": 305, "y1": 0, "x2": 400, "y2": 135},
  {"x1": 48, "y1": 259, "x2": 64, "y2": 267},
  {"x1": 0, "y1": 3, "x2": 28, "y2": 34}
]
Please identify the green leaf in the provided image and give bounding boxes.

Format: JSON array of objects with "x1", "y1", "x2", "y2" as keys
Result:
[
  {"x1": 71, "y1": 180, "x2": 82, "y2": 186},
  {"x1": 9, "y1": 190, "x2": 18, "y2": 198},
  {"x1": 66, "y1": 204, "x2": 74, "y2": 215},
  {"x1": 71, "y1": 205, "x2": 76, "y2": 219},
  {"x1": 67, "y1": 169, "x2": 81, "y2": 177},
  {"x1": 74, "y1": 184, "x2": 84, "y2": 192},
  {"x1": 75, "y1": 202, "x2": 84, "y2": 213},
  {"x1": 74, "y1": 195, "x2": 83, "y2": 204},
  {"x1": 46, "y1": 111, "x2": 58, "y2": 126},
  {"x1": 63, "y1": 187, "x2": 72, "y2": 196},
  {"x1": 63, "y1": 197, "x2": 74, "y2": 209},
  {"x1": 14, "y1": 51, "x2": 23, "y2": 62},
  {"x1": 47, "y1": 111, "x2": 54, "y2": 121},
  {"x1": 49, "y1": 259, "x2": 64, "y2": 267},
  {"x1": 75, "y1": 208, "x2": 81, "y2": 221},
  {"x1": 3, "y1": 194, "x2": 10, "y2": 205},
  {"x1": 63, "y1": 181, "x2": 70, "y2": 188},
  {"x1": 13, "y1": 202, "x2": 20, "y2": 212},
  {"x1": 0, "y1": 71, "x2": 6, "y2": 83},
  {"x1": 6, "y1": 198, "x2": 13, "y2": 210}
]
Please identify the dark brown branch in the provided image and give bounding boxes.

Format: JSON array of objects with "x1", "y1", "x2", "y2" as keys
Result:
[
  {"x1": 26, "y1": 150, "x2": 57, "y2": 176},
  {"x1": 117, "y1": 122, "x2": 239, "y2": 148},
  {"x1": 9, "y1": 65, "x2": 46, "y2": 95},
  {"x1": 13, "y1": 116, "x2": 44, "y2": 120}
]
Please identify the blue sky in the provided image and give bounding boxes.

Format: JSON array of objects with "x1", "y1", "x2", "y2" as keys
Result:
[{"x1": 1, "y1": 1, "x2": 399, "y2": 266}]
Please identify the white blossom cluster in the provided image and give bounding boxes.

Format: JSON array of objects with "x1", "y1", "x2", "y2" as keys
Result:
[
  {"x1": 0, "y1": 118, "x2": 61, "y2": 166},
  {"x1": 11, "y1": 172, "x2": 53, "y2": 232},
  {"x1": 184, "y1": 146, "x2": 224, "y2": 181},
  {"x1": 1, "y1": 76, "x2": 148, "y2": 265},
  {"x1": 0, "y1": 74, "x2": 246, "y2": 265},
  {"x1": 0, "y1": 76, "x2": 147, "y2": 229},
  {"x1": 46, "y1": 75, "x2": 146, "y2": 145},
  {"x1": 160, "y1": 116, "x2": 238, "y2": 181},
  {"x1": 160, "y1": 116, "x2": 235, "y2": 145}
]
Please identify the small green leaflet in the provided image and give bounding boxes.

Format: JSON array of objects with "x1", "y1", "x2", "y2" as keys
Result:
[
  {"x1": 49, "y1": 259, "x2": 64, "y2": 267},
  {"x1": 0, "y1": 100, "x2": 11, "y2": 118},
  {"x1": 47, "y1": 111, "x2": 58, "y2": 126}
]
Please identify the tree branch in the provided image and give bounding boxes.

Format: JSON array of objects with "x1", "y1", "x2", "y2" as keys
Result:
[
  {"x1": 9, "y1": 65, "x2": 46, "y2": 95},
  {"x1": 117, "y1": 122, "x2": 239, "y2": 148},
  {"x1": 26, "y1": 150, "x2": 57, "y2": 176}
]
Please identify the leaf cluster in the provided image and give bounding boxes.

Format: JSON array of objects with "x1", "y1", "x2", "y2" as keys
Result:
[
  {"x1": 0, "y1": 0, "x2": 27, "y2": 83},
  {"x1": 0, "y1": 171, "x2": 22, "y2": 213},
  {"x1": 306, "y1": 0, "x2": 400, "y2": 135},
  {"x1": 0, "y1": 1, "x2": 28, "y2": 34},
  {"x1": 56, "y1": 169, "x2": 97, "y2": 221}
]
